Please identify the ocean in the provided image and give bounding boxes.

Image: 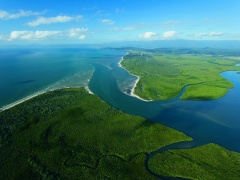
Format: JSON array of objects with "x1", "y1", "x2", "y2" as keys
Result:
[{"x1": 0, "y1": 47, "x2": 125, "y2": 108}]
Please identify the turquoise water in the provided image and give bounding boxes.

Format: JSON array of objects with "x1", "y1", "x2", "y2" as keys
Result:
[
  {"x1": 0, "y1": 48, "x2": 124, "y2": 108},
  {"x1": 1, "y1": 48, "x2": 240, "y2": 152}
]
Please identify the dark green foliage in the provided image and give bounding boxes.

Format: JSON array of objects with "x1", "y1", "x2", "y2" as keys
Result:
[
  {"x1": 148, "y1": 143, "x2": 240, "y2": 179},
  {"x1": 0, "y1": 88, "x2": 190, "y2": 179}
]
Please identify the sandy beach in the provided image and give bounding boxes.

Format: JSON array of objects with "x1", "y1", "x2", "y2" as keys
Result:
[
  {"x1": 0, "y1": 90, "x2": 46, "y2": 111},
  {"x1": 118, "y1": 54, "x2": 152, "y2": 102},
  {"x1": 85, "y1": 86, "x2": 94, "y2": 94},
  {"x1": 118, "y1": 57, "x2": 124, "y2": 68},
  {"x1": 0, "y1": 86, "x2": 95, "y2": 112}
]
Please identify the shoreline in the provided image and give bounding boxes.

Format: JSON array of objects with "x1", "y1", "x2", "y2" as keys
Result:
[
  {"x1": 85, "y1": 86, "x2": 94, "y2": 94},
  {"x1": 0, "y1": 52, "x2": 154, "y2": 112},
  {"x1": 118, "y1": 53, "x2": 152, "y2": 102},
  {"x1": 0, "y1": 86, "x2": 94, "y2": 112},
  {"x1": 0, "y1": 90, "x2": 47, "y2": 111}
]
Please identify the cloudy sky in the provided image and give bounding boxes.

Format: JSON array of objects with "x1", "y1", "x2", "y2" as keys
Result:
[{"x1": 0, "y1": 0, "x2": 239, "y2": 44}]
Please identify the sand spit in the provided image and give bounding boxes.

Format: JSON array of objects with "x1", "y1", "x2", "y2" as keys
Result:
[
  {"x1": 0, "y1": 86, "x2": 94, "y2": 112},
  {"x1": 118, "y1": 54, "x2": 152, "y2": 102}
]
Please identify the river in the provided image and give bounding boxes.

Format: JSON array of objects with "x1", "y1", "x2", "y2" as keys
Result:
[{"x1": 89, "y1": 59, "x2": 240, "y2": 152}]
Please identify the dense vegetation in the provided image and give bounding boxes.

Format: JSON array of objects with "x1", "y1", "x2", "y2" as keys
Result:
[
  {"x1": 1, "y1": 88, "x2": 240, "y2": 179},
  {"x1": 0, "y1": 88, "x2": 191, "y2": 179},
  {"x1": 121, "y1": 50, "x2": 240, "y2": 100},
  {"x1": 149, "y1": 143, "x2": 240, "y2": 179}
]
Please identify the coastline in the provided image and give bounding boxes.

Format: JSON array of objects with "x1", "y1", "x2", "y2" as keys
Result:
[
  {"x1": 0, "y1": 52, "x2": 154, "y2": 112},
  {"x1": 0, "y1": 86, "x2": 94, "y2": 112},
  {"x1": 117, "y1": 56, "x2": 124, "y2": 68},
  {"x1": 0, "y1": 90, "x2": 47, "y2": 111},
  {"x1": 118, "y1": 53, "x2": 152, "y2": 102},
  {"x1": 85, "y1": 86, "x2": 94, "y2": 94}
]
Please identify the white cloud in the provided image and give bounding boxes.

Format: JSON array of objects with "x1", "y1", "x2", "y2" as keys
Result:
[
  {"x1": 27, "y1": 15, "x2": 83, "y2": 26},
  {"x1": 10, "y1": 31, "x2": 29, "y2": 39},
  {"x1": 67, "y1": 28, "x2": 88, "y2": 40},
  {"x1": 0, "y1": 11, "x2": 8, "y2": 19},
  {"x1": 67, "y1": 28, "x2": 88, "y2": 37},
  {"x1": 9, "y1": 31, "x2": 62, "y2": 40},
  {"x1": 163, "y1": 31, "x2": 177, "y2": 38},
  {"x1": 139, "y1": 32, "x2": 157, "y2": 39},
  {"x1": 111, "y1": 26, "x2": 135, "y2": 31},
  {"x1": 79, "y1": 35, "x2": 86, "y2": 40},
  {"x1": 195, "y1": 32, "x2": 224, "y2": 38},
  {"x1": 209, "y1": 32, "x2": 224, "y2": 36},
  {"x1": 8, "y1": 28, "x2": 88, "y2": 41},
  {"x1": 195, "y1": 33, "x2": 207, "y2": 38},
  {"x1": 0, "y1": 10, "x2": 44, "y2": 20},
  {"x1": 101, "y1": 19, "x2": 115, "y2": 25}
]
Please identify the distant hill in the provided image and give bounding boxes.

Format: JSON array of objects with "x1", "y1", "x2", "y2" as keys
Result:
[
  {"x1": 1, "y1": 40, "x2": 240, "y2": 50},
  {"x1": 102, "y1": 40, "x2": 240, "y2": 49}
]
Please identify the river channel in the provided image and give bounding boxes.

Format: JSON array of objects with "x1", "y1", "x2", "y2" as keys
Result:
[{"x1": 89, "y1": 59, "x2": 240, "y2": 152}]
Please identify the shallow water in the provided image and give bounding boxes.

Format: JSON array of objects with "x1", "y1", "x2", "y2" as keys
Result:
[
  {"x1": 1, "y1": 48, "x2": 240, "y2": 152},
  {"x1": 0, "y1": 48, "x2": 124, "y2": 108}
]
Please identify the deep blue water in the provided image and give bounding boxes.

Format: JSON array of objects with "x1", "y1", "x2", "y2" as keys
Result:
[
  {"x1": 1, "y1": 48, "x2": 240, "y2": 152},
  {"x1": 88, "y1": 62, "x2": 240, "y2": 152}
]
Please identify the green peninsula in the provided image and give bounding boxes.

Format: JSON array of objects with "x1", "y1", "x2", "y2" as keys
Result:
[{"x1": 121, "y1": 49, "x2": 240, "y2": 100}]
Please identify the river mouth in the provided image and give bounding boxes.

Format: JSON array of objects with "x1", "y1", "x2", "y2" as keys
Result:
[
  {"x1": 88, "y1": 60, "x2": 240, "y2": 179},
  {"x1": 89, "y1": 59, "x2": 240, "y2": 152}
]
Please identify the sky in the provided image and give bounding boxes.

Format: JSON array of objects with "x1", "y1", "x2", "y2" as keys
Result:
[{"x1": 0, "y1": 0, "x2": 240, "y2": 44}]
